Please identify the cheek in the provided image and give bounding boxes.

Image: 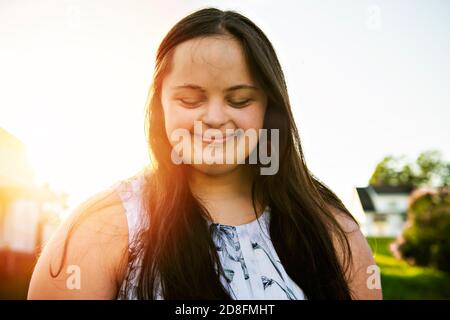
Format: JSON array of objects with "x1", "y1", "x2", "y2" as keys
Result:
[
  {"x1": 232, "y1": 104, "x2": 266, "y2": 131},
  {"x1": 162, "y1": 102, "x2": 198, "y2": 144}
]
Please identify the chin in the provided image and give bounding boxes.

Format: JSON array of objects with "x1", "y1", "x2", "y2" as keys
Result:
[{"x1": 190, "y1": 162, "x2": 240, "y2": 176}]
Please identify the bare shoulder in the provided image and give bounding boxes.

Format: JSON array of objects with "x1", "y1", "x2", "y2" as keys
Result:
[
  {"x1": 327, "y1": 205, "x2": 383, "y2": 300},
  {"x1": 28, "y1": 185, "x2": 129, "y2": 299},
  {"x1": 68, "y1": 185, "x2": 128, "y2": 237}
]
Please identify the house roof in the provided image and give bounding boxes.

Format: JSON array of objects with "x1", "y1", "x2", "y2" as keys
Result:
[
  {"x1": 356, "y1": 187, "x2": 375, "y2": 211},
  {"x1": 371, "y1": 185, "x2": 414, "y2": 194},
  {"x1": 356, "y1": 185, "x2": 414, "y2": 212}
]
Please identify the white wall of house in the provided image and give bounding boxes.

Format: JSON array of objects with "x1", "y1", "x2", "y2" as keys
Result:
[
  {"x1": 365, "y1": 212, "x2": 405, "y2": 237},
  {"x1": 1, "y1": 199, "x2": 40, "y2": 252},
  {"x1": 371, "y1": 193, "x2": 409, "y2": 214},
  {"x1": 1, "y1": 198, "x2": 64, "y2": 253}
]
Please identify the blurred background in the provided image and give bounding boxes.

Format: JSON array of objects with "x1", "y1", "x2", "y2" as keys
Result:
[{"x1": 0, "y1": 0, "x2": 449, "y2": 299}]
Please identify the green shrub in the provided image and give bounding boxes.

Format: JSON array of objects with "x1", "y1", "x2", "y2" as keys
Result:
[{"x1": 392, "y1": 187, "x2": 450, "y2": 273}]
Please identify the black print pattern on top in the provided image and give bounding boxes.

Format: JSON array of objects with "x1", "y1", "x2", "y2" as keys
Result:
[
  {"x1": 210, "y1": 219, "x2": 299, "y2": 300},
  {"x1": 210, "y1": 224, "x2": 250, "y2": 280},
  {"x1": 261, "y1": 275, "x2": 297, "y2": 300},
  {"x1": 251, "y1": 241, "x2": 284, "y2": 280},
  {"x1": 252, "y1": 241, "x2": 298, "y2": 300}
]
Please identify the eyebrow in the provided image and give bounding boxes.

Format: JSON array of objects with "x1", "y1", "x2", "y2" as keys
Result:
[{"x1": 172, "y1": 83, "x2": 259, "y2": 93}]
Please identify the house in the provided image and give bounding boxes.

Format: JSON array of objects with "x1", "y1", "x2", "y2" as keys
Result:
[
  {"x1": 0, "y1": 128, "x2": 67, "y2": 298},
  {"x1": 351, "y1": 185, "x2": 413, "y2": 237}
]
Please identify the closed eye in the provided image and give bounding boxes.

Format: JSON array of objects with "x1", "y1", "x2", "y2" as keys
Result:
[
  {"x1": 179, "y1": 98, "x2": 202, "y2": 108},
  {"x1": 229, "y1": 99, "x2": 253, "y2": 108},
  {"x1": 178, "y1": 98, "x2": 253, "y2": 108}
]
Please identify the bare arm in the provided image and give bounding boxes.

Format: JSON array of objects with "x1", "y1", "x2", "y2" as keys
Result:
[
  {"x1": 331, "y1": 207, "x2": 383, "y2": 300},
  {"x1": 28, "y1": 189, "x2": 129, "y2": 299}
]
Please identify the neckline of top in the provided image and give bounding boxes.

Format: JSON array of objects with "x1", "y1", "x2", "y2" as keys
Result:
[{"x1": 206, "y1": 205, "x2": 271, "y2": 229}]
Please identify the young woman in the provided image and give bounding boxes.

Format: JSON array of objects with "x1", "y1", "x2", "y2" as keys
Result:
[{"x1": 28, "y1": 8, "x2": 382, "y2": 300}]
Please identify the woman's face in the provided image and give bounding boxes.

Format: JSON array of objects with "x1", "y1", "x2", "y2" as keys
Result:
[{"x1": 161, "y1": 35, "x2": 268, "y2": 175}]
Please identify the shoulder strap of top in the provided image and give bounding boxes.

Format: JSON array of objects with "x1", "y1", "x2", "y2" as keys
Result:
[{"x1": 114, "y1": 174, "x2": 147, "y2": 245}]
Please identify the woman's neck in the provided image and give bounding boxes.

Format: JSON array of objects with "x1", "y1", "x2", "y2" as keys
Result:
[
  {"x1": 188, "y1": 166, "x2": 263, "y2": 225},
  {"x1": 189, "y1": 166, "x2": 252, "y2": 200}
]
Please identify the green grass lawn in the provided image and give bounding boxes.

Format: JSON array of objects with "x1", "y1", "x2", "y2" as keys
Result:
[{"x1": 367, "y1": 237, "x2": 450, "y2": 299}]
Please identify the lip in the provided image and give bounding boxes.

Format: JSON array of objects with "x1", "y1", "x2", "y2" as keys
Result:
[{"x1": 194, "y1": 133, "x2": 236, "y2": 144}]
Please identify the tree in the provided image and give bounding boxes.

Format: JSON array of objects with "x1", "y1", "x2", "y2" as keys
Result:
[{"x1": 369, "y1": 150, "x2": 449, "y2": 188}]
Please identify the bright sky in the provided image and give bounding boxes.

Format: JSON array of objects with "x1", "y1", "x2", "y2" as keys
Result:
[{"x1": 1, "y1": 0, "x2": 449, "y2": 210}]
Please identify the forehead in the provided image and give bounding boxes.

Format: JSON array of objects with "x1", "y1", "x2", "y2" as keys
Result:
[{"x1": 163, "y1": 35, "x2": 255, "y2": 89}]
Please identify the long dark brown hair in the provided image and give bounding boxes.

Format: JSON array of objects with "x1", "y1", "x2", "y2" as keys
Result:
[{"x1": 131, "y1": 7, "x2": 358, "y2": 299}]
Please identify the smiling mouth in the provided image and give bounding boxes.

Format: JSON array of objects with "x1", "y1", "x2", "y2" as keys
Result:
[{"x1": 194, "y1": 133, "x2": 236, "y2": 144}]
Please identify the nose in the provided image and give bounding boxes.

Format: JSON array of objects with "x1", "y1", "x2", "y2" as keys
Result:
[{"x1": 201, "y1": 99, "x2": 229, "y2": 129}]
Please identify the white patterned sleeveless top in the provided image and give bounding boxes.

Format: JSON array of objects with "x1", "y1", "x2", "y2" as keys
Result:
[{"x1": 114, "y1": 174, "x2": 306, "y2": 300}]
